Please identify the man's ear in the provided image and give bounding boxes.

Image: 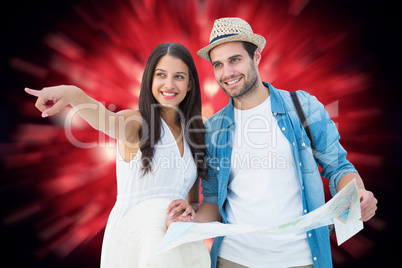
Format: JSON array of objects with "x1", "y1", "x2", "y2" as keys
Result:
[{"x1": 254, "y1": 48, "x2": 262, "y2": 66}]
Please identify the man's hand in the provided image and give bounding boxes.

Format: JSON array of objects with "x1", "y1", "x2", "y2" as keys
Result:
[
  {"x1": 337, "y1": 173, "x2": 378, "y2": 222},
  {"x1": 359, "y1": 189, "x2": 377, "y2": 221}
]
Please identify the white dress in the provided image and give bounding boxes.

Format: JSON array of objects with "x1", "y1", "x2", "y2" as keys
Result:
[{"x1": 100, "y1": 118, "x2": 198, "y2": 266}]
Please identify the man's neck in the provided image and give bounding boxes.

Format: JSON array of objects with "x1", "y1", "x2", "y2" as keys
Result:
[{"x1": 233, "y1": 81, "x2": 270, "y2": 110}]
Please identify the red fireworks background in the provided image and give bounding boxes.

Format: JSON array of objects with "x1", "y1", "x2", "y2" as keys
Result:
[{"x1": 1, "y1": 0, "x2": 400, "y2": 267}]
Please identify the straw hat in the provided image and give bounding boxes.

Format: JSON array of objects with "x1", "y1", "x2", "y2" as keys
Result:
[
  {"x1": 102, "y1": 198, "x2": 210, "y2": 268},
  {"x1": 197, "y1": 17, "x2": 266, "y2": 61}
]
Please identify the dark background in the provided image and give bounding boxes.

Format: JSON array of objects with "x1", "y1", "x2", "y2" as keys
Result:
[{"x1": 1, "y1": 0, "x2": 400, "y2": 267}]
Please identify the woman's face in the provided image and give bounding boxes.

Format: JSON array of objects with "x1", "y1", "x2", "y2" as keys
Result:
[{"x1": 152, "y1": 55, "x2": 190, "y2": 109}]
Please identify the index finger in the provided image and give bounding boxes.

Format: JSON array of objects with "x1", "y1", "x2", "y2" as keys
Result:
[
  {"x1": 25, "y1": 88, "x2": 42, "y2": 97},
  {"x1": 166, "y1": 200, "x2": 182, "y2": 214}
]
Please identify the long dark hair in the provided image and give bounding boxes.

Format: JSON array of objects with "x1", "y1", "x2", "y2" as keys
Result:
[{"x1": 138, "y1": 43, "x2": 207, "y2": 180}]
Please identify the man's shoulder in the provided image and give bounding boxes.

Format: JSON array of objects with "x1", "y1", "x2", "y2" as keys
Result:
[
  {"x1": 292, "y1": 90, "x2": 325, "y2": 114},
  {"x1": 276, "y1": 87, "x2": 311, "y2": 103},
  {"x1": 204, "y1": 104, "x2": 233, "y2": 132},
  {"x1": 265, "y1": 82, "x2": 325, "y2": 119},
  {"x1": 277, "y1": 87, "x2": 321, "y2": 112}
]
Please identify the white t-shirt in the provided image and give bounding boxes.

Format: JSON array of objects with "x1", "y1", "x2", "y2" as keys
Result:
[{"x1": 219, "y1": 96, "x2": 313, "y2": 268}]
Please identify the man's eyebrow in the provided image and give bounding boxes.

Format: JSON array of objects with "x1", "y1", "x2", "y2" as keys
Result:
[
  {"x1": 212, "y1": 54, "x2": 244, "y2": 66},
  {"x1": 229, "y1": 54, "x2": 243, "y2": 60}
]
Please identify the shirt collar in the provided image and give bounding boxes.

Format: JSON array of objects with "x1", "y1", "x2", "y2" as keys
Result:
[
  {"x1": 263, "y1": 82, "x2": 286, "y2": 114},
  {"x1": 220, "y1": 82, "x2": 286, "y2": 129},
  {"x1": 220, "y1": 97, "x2": 235, "y2": 129}
]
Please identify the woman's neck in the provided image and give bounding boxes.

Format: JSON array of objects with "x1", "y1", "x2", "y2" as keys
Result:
[{"x1": 160, "y1": 107, "x2": 180, "y2": 126}]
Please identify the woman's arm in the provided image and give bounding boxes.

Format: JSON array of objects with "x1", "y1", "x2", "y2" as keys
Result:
[
  {"x1": 25, "y1": 85, "x2": 142, "y2": 145},
  {"x1": 187, "y1": 178, "x2": 200, "y2": 212}
]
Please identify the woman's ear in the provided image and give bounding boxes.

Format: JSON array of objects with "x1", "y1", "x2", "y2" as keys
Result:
[{"x1": 187, "y1": 79, "x2": 193, "y2": 92}]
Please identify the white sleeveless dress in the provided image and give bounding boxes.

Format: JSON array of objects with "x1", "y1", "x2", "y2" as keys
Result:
[{"x1": 100, "y1": 118, "x2": 198, "y2": 266}]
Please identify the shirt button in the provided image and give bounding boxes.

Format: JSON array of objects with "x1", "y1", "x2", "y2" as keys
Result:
[
  {"x1": 217, "y1": 167, "x2": 220, "y2": 171},
  {"x1": 292, "y1": 142, "x2": 295, "y2": 146},
  {"x1": 282, "y1": 127, "x2": 286, "y2": 131},
  {"x1": 302, "y1": 142, "x2": 306, "y2": 147},
  {"x1": 313, "y1": 257, "x2": 317, "y2": 261},
  {"x1": 273, "y1": 112, "x2": 277, "y2": 115},
  {"x1": 302, "y1": 186, "x2": 304, "y2": 190},
  {"x1": 304, "y1": 209, "x2": 307, "y2": 213},
  {"x1": 299, "y1": 163, "x2": 302, "y2": 166},
  {"x1": 308, "y1": 233, "x2": 312, "y2": 237}
]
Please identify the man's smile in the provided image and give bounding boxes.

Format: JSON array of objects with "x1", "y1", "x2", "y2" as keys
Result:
[{"x1": 223, "y1": 76, "x2": 242, "y2": 86}]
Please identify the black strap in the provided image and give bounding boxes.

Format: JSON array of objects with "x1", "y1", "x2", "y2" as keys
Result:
[
  {"x1": 290, "y1": 92, "x2": 335, "y2": 235},
  {"x1": 290, "y1": 92, "x2": 315, "y2": 152}
]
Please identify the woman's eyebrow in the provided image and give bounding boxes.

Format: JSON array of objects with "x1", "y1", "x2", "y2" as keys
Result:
[{"x1": 175, "y1": 71, "x2": 188, "y2": 76}]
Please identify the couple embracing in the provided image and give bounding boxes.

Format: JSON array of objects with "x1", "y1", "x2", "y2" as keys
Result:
[{"x1": 26, "y1": 18, "x2": 377, "y2": 268}]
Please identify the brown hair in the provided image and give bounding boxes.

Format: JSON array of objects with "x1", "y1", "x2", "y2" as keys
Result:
[
  {"x1": 138, "y1": 43, "x2": 207, "y2": 180},
  {"x1": 208, "y1": 41, "x2": 258, "y2": 61},
  {"x1": 242, "y1": 41, "x2": 258, "y2": 59}
]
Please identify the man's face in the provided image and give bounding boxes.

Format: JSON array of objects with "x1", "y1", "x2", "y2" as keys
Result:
[{"x1": 210, "y1": 42, "x2": 258, "y2": 99}]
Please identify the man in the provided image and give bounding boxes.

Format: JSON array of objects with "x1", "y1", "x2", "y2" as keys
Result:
[{"x1": 193, "y1": 18, "x2": 377, "y2": 268}]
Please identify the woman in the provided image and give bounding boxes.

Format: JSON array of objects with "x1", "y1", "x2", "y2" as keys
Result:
[{"x1": 25, "y1": 43, "x2": 210, "y2": 267}]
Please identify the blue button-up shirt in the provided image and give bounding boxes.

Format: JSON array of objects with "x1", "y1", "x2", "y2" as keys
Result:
[{"x1": 202, "y1": 82, "x2": 358, "y2": 268}]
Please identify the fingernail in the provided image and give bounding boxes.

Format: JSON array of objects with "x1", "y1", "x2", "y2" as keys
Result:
[
  {"x1": 42, "y1": 113, "x2": 48, "y2": 118},
  {"x1": 182, "y1": 213, "x2": 186, "y2": 216},
  {"x1": 170, "y1": 213, "x2": 174, "y2": 217}
]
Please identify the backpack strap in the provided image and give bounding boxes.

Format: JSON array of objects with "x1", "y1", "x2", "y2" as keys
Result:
[
  {"x1": 289, "y1": 92, "x2": 335, "y2": 234},
  {"x1": 289, "y1": 91, "x2": 315, "y2": 152}
]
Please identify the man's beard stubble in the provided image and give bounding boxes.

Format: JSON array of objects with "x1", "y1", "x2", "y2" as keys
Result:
[{"x1": 219, "y1": 62, "x2": 259, "y2": 100}]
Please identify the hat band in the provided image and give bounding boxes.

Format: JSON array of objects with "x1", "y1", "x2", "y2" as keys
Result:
[{"x1": 209, "y1": 33, "x2": 238, "y2": 44}]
